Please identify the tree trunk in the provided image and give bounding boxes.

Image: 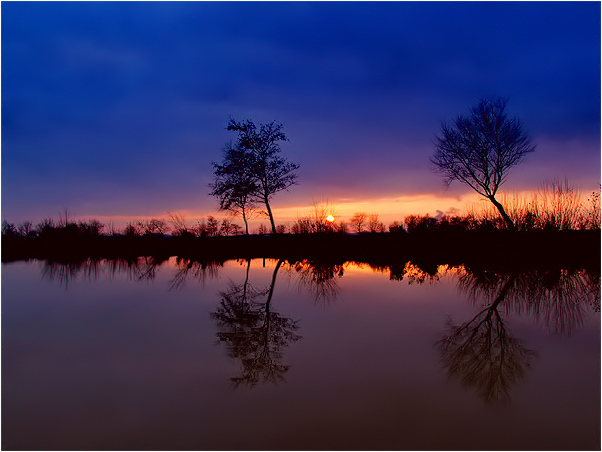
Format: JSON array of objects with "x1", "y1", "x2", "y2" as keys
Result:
[
  {"x1": 489, "y1": 273, "x2": 517, "y2": 311},
  {"x1": 242, "y1": 259, "x2": 251, "y2": 299},
  {"x1": 266, "y1": 259, "x2": 283, "y2": 307},
  {"x1": 264, "y1": 198, "x2": 277, "y2": 234},
  {"x1": 242, "y1": 206, "x2": 249, "y2": 235},
  {"x1": 262, "y1": 259, "x2": 283, "y2": 330},
  {"x1": 488, "y1": 195, "x2": 517, "y2": 231}
]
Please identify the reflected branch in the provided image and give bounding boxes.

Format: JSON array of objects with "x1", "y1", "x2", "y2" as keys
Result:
[
  {"x1": 169, "y1": 258, "x2": 222, "y2": 291},
  {"x1": 292, "y1": 260, "x2": 343, "y2": 305},
  {"x1": 211, "y1": 259, "x2": 301, "y2": 388},
  {"x1": 458, "y1": 268, "x2": 600, "y2": 335},
  {"x1": 41, "y1": 259, "x2": 103, "y2": 289},
  {"x1": 438, "y1": 274, "x2": 536, "y2": 404}
]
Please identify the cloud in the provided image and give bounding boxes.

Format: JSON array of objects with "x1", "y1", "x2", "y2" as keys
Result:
[{"x1": 1, "y1": 2, "x2": 599, "y2": 224}]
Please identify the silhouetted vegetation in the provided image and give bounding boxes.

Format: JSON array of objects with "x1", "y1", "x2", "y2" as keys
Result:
[
  {"x1": 211, "y1": 259, "x2": 301, "y2": 387},
  {"x1": 432, "y1": 97, "x2": 536, "y2": 230},
  {"x1": 3, "y1": 227, "x2": 599, "y2": 275},
  {"x1": 437, "y1": 264, "x2": 600, "y2": 403},
  {"x1": 290, "y1": 201, "x2": 337, "y2": 234},
  {"x1": 291, "y1": 259, "x2": 344, "y2": 304},
  {"x1": 24, "y1": 256, "x2": 600, "y2": 397},
  {"x1": 350, "y1": 212, "x2": 367, "y2": 232},
  {"x1": 3, "y1": 181, "x2": 599, "y2": 267},
  {"x1": 438, "y1": 274, "x2": 537, "y2": 404},
  {"x1": 211, "y1": 119, "x2": 299, "y2": 234},
  {"x1": 210, "y1": 144, "x2": 258, "y2": 234}
]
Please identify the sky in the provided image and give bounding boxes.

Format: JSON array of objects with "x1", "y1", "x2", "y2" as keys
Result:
[{"x1": 2, "y1": 1, "x2": 600, "y2": 228}]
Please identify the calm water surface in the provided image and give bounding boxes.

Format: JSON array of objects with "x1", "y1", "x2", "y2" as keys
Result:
[{"x1": 2, "y1": 258, "x2": 600, "y2": 450}]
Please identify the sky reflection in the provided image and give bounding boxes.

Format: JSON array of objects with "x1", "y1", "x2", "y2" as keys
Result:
[{"x1": 2, "y1": 258, "x2": 600, "y2": 450}]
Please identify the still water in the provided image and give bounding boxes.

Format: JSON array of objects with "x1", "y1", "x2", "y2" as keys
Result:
[{"x1": 2, "y1": 257, "x2": 600, "y2": 450}]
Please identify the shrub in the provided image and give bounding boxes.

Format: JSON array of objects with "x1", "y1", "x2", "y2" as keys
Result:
[
  {"x1": 368, "y1": 214, "x2": 386, "y2": 233},
  {"x1": 350, "y1": 212, "x2": 367, "y2": 233},
  {"x1": 206, "y1": 216, "x2": 220, "y2": 236},
  {"x1": 167, "y1": 212, "x2": 190, "y2": 236},
  {"x1": 336, "y1": 221, "x2": 349, "y2": 234},
  {"x1": 2, "y1": 220, "x2": 18, "y2": 237},
  {"x1": 404, "y1": 214, "x2": 437, "y2": 232},
  {"x1": 389, "y1": 221, "x2": 405, "y2": 233},
  {"x1": 123, "y1": 222, "x2": 142, "y2": 237},
  {"x1": 220, "y1": 219, "x2": 243, "y2": 236},
  {"x1": 77, "y1": 219, "x2": 105, "y2": 237},
  {"x1": 256, "y1": 224, "x2": 269, "y2": 235}
]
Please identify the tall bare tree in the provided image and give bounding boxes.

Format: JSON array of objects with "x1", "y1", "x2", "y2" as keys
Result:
[
  {"x1": 220, "y1": 119, "x2": 299, "y2": 234},
  {"x1": 432, "y1": 98, "x2": 536, "y2": 231}
]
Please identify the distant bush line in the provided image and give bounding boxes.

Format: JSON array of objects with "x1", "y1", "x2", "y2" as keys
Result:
[
  {"x1": 2, "y1": 181, "x2": 599, "y2": 264},
  {"x1": 2, "y1": 227, "x2": 599, "y2": 273},
  {"x1": 3, "y1": 191, "x2": 600, "y2": 242}
]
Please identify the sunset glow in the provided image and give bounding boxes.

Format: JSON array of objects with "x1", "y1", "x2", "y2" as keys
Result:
[
  {"x1": 2, "y1": 2, "x2": 599, "y2": 226},
  {"x1": 1, "y1": 3, "x2": 599, "y2": 449}
]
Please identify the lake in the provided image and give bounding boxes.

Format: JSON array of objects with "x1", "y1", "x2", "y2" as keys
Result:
[{"x1": 2, "y1": 257, "x2": 600, "y2": 450}]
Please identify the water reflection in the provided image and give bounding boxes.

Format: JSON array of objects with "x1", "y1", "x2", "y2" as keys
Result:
[
  {"x1": 41, "y1": 257, "x2": 171, "y2": 288},
  {"x1": 458, "y1": 268, "x2": 601, "y2": 335},
  {"x1": 439, "y1": 266, "x2": 600, "y2": 403},
  {"x1": 438, "y1": 274, "x2": 537, "y2": 404},
  {"x1": 41, "y1": 259, "x2": 102, "y2": 288},
  {"x1": 211, "y1": 259, "x2": 301, "y2": 387},
  {"x1": 41, "y1": 256, "x2": 221, "y2": 289},
  {"x1": 34, "y1": 257, "x2": 599, "y2": 400},
  {"x1": 291, "y1": 259, "x2": 344, "y2": 305},
  {"x1": 169, "y1": 258, "x2": 223, "y2": 290}
]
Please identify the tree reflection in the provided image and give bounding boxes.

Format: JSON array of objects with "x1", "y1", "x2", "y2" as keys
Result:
[
  {"x1": 122, "y1": 256, "x2": 167, "y2": 282},
  {"x1": 385, "y1": 261, "x2": 442, "y2": 283},
  {"x1": 291, "y1": 259, "x2": 344, "y2": 305},
  {"x1": 211, "y1": 259, "x2": 301, "y2": 388},
  {"x1": 440, "y1": 266, "x2": 600, "y2": 403},
  {"x1": 506, "y1": 269, "x2": 600, "y2": 334},
  {"x1": 168, "y1": 258, "x2": 222, "y2": 290},
  {"x1": 458, "y1": 267, "x2": 601, "y2": 335},
  {"x1": 41, "y1": 257, "x2": 172, "y2": 287},
  {"x1": 41, "y1": 258, "x2": 103, "y2": 288},
  {"x1": 438, "y1": 274, "x2": 536, "y2": 404}
]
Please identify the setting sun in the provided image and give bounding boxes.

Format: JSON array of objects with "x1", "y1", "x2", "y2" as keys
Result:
[{"x1": 326, "y1": 214, "x2": 335, "y2": 223}]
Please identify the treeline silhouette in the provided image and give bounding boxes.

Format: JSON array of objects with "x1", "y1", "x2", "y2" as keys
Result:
[
  {"x1": 3, "y1": 227, "x2": 599, "y2": 274},
  {"x1": 3, "y1": 180, "x2": 599, "y2": 266},
  {"x1": 4, "y1": 180, "x2": 599, "y2": 241}
]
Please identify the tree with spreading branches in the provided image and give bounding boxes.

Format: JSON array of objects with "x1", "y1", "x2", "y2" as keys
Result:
[
  {"x1": 431, "y1": 98, "x2": 536, "y2": 231},
  {"x1": 210, "y1": 146, "x2": 257, "y2": 235},
  {"x1": 212, "y1": 119, "x2": 299, "y2": 234}
]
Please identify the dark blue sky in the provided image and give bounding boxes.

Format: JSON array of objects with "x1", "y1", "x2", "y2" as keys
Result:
[{"x1": 2, "y1": 1, "x2": 600, "y2": 225}]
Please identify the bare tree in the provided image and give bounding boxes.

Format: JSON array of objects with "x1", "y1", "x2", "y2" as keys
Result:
[
  {"x1": 349, "y1": 212, "x2": 367, "y2": 233},
  {"x1": 167, "y1": 211, "x2": 190, "y2": 236},
  {"x1": 220, "y1": 119, "x2": 299, "y2": 234},
  {"x1": 368, "y1": 214, "x2": 385, "y2": 233},
  {"x1": 137, "y1": 218, "x2": 170, "y2": 235},
  {"x1": 432, "y1": 98, "x2": 536, "y2": 231}
]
